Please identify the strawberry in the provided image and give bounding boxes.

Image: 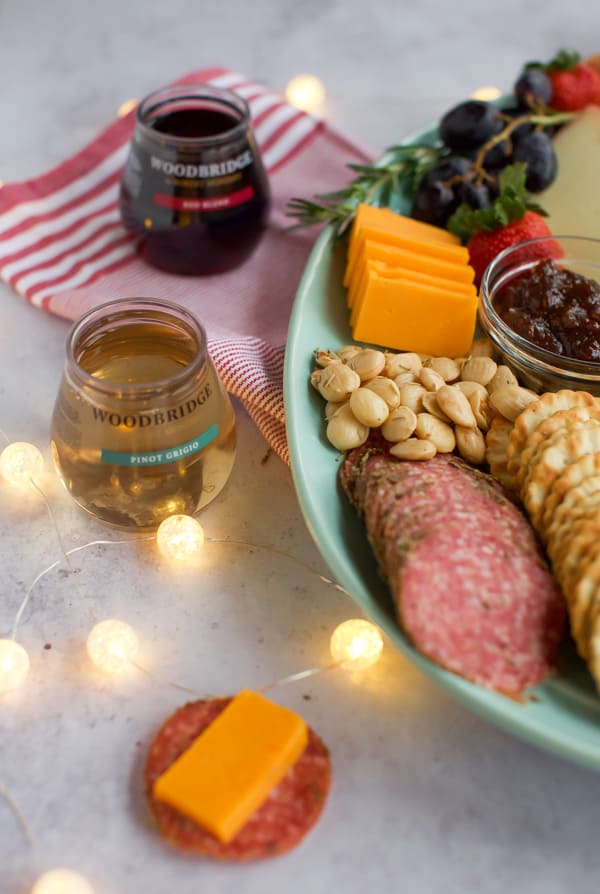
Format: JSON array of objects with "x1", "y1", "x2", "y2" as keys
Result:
[
  {"x1": 465, "y1": 211, "x2": 557, "y2": 286},
  {"x1": 527, "y1": 49, "x2": 600, "y2": 111},
  {"x1": 447, "y1": 164, "x2": 562, "y2": 286},
  {"x1": 549, "y1": 63, "x2": 600, "y2": 110}
]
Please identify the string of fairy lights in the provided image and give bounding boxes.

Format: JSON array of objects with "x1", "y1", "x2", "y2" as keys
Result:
[{"x1": 0, "y1": 435, "x2": 384, "y2": 894}]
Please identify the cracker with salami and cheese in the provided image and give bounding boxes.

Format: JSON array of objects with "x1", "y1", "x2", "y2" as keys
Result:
[{"x1": 144, "y1": 696, "x2": 331, "y2": 861}]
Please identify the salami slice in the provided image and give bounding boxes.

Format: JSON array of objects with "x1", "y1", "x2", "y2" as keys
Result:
[
  {"x1": 144, "y1": 697, "x2": 331, "y2": 861},
  {"x1": 341, "y1": 441, "x2": 566, "y2": 694}
]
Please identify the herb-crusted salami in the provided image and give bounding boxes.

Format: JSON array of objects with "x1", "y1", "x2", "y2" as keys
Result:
[
  {"x1": 144, "y1": 697, "x2": 331, "y2": 861},
  {"x1": 341, "y1": 442, "x2": 565, "y2": 693}
]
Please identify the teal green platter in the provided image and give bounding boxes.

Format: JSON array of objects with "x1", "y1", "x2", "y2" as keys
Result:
[{"x1": 283, "y1": 131, "x2": 600, "y2": 773}]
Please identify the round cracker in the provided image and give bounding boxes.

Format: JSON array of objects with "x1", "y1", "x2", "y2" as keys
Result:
[
  {"x1": 548, "y1": 513, "x2": 600, "y2": 571},
  {"x1": 566, "y1": 551, "x2": 600, "y2": 662},
  {"x1": 506, "y1": 390, "x2": 597, "y2": 483},
  {"x1": 516, "y1": 406, "x2": 600, "y2": 496},
  {"x1": 523, "y1": 420, "x2": 600, "y2": 530},
  {"x1": 521, "y1": 416, "x2": 600, "y2": 504},
  {"x1": 485, "y1": 416, "x2": 517, "y2": 492},
  {"x1": 557, "y1": 536, "x2": 600, "y2": 603},
  {"x1": 144, "y1": 697, "x2": 332, "y2": 860},
  {"x1": 586, "y1": 598, "x2": 600, "y2": 690},
  {"x1": 541, "y1": 452, "x2": 600, "y2": 532},
  {"x1": 543, "y1": 476, "x2": 600, "y2": 557}
]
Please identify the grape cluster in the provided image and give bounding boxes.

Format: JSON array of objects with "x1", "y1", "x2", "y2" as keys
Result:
[{"x1": 412, "y1": 67, "x2": 559, "y2": 228}]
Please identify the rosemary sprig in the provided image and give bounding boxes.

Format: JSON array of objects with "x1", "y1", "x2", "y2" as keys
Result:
[{"x1": 286, "y1": 144, "x2": 443, "y2": 238}]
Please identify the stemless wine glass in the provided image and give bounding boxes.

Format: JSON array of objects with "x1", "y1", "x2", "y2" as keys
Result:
[
  {"x1": 50, "y1": 298, "x2": 236, "y2": 530},
  {"x1": 119, "y1": 84, "x2": 271, "y2": 275}
]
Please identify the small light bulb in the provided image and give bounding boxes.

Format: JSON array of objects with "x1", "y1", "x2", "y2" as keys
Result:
[
  {"x1": 117, "y1": 98, "x2": 138, "y2": 117},
  {"x1": 0, "y1": 639, "x2": 30, "y2": 692},
  {"x1": 330, "y1": 619, "x2": 384, "y2": 670},
  {"x1": 156, "y1": 514, "x2": 205, "y2": 561},
  {"x1": 86, "y1": 619, "x2": 139, "y2": 675},
  {"x1": 0, "y1": 442, "x2": 44, "y2": 485},
  {"x1": 471, "y1": 85, "x2": 502, "y2": 101},
  {"x1": 31, "y1": 868, "x2": 95, "y2": 894},
  {"x1": 284, "y1": 74, "x2": 326, "y2": 113}
]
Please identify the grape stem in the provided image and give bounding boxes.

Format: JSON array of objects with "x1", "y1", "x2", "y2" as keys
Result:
[{"x1": 470, "y1": 109, "x2": 576, "y2": 183}]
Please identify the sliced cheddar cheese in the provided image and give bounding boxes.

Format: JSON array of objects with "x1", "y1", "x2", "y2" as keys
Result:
[
  {"x1": 345, "y1": 226, "x2": 469, "y2": 286},
  {"x1": 349, "y1": 264, "x2": 477, "y2": 327},
  {"x1": 352, "y1": 268, "x2": 478, "y2": 357},
  {"x1": 348, "y1": 203, "x2": 459, "y2": 264},
  {"x1": 348, "y1": 249, "x2": 476, "y2": 309},
  {"x1": 153, "y1": 689, "x2": 308, "y2": 844},
  {"x1": 347, "y1": 241, "x2": 476, "y2": 309}
]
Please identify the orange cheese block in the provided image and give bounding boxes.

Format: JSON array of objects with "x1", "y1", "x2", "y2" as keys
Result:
[
  {"x1": 349, "y1": 263, "x2": 477, "y2": 327},
  {"x1": 348, "y1": 203, "x2": 459, "y2": 263},
  {"x1": 352, "y1": 269, "x2": 478, "y2": 357},
  {"x1": 348, "y1": 254, "x2": 476, "y2": 315},
  {"x1": 344, "y1": 227, "x2": 469, "y2": 286},
  {"x1": 153, "y1": 689, "x2": 309, "y2": 844},
  {"x1": 347, "y1": 242, "x2": 476, "y2": 309}
]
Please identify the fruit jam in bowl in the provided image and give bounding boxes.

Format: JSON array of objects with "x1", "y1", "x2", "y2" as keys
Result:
[{"x1": 479, "y1": 235, "x2": 600, "y2": 396}]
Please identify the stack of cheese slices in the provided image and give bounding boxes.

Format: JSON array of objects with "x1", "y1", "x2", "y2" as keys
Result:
[{"x1": 344, "y1": 204, "x2": 478, "y2": 357}]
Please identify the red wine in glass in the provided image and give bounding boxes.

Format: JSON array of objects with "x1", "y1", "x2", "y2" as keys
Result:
[{"x1": 120, "y1": 85, "x2": 271, "y2": 275}]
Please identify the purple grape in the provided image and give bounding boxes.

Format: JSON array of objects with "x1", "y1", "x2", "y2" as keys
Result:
[
  {"x1": 514, "y1": 69, "x2": 552, "y2": 109},
  {"x1": 439, "y1": 100, "x2": 504, "y2": 151},
  {"x1": 457, "y1": 180, "x2": 491, "y2": 210},
  {"x1": 412, "y1": 180, "x2": 458, "y2": 227},
  {"x1": 424, "y1": 155, "x2": 472, "y2": 186},
  {"x1": 511, "y1": 130, "x2": 557, "y2": 192}
]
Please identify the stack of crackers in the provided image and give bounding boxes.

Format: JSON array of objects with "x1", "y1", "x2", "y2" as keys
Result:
[{"x1": 486, "y1": 390, "x2": 600, "y2": 685}]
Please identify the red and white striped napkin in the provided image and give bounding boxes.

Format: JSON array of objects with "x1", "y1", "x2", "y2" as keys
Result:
[{"x1": 0, "y1": 68, "x2": 374, "y2": 463}]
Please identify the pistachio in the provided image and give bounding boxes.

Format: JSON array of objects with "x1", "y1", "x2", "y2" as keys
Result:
[
  {"x1": 389, "y1": 438, "x2": 437, "y2": 461},
  {"x1": 349, "y1": 387, "x2": 390, "y2": 428},
  {"x1": 435, "y1": 384, "x2": 477, "y2": 428},
  {"x1": 346, "y1": 348, "x2": 386, "y2": 382},
  {"x1": 381, "y1": 406, "x2": 417, "y2": 442},
  {"x1": 326, "y1": 403, "x2": 369, "y2": 452},
  {"x1": 364, "y1": 376, "x2": 401, "y2": 409}
]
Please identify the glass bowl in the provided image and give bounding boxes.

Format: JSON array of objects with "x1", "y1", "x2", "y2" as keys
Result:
[{"x1": 479, "y1": 235, "x2": 600, "y2": 396}]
